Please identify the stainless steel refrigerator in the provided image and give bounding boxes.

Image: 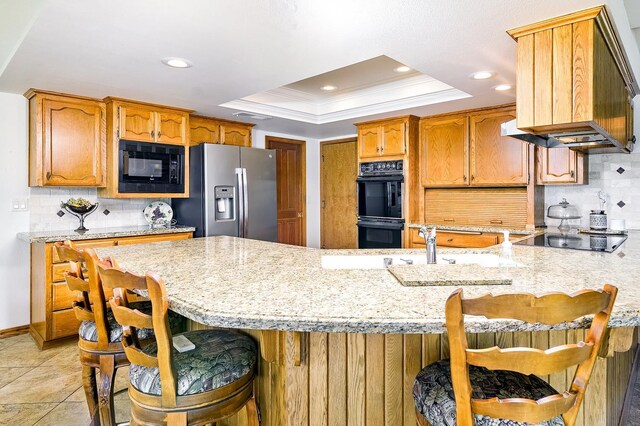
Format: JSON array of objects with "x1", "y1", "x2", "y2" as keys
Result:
[{"x1": 173, "y1": 144, "x2": 277, "y2": 241}]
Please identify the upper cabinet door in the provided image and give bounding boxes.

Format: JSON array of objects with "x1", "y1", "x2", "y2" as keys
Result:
[
  {"x1": 220, "y1": 123, "x2": 252, "y2": 147},
  {"x1": 358, "y1": 124, "x2": 381, "y2": 159},
  {"x1": 42, "y1": 98, "x2": 106, "y2": 186},
  {"x1": 120, "y1": 106, "x2": 155, "y2": 142},
  {"x1": 421, "y1": 116, "x2": 469, "y2": 186},
  {"x1": 470, "y1": 110, "x2": 529, "y2": 186},
  {"x1": 381, "y1": 119, "x2": 406, "y2": 156},
  {"x1": 537, "y1": 147, "x2": 583, "y2": 184},
  {"x1": 190, "y1": 117, "x2": 219, "y2": 145},
  {"x1": 156, "y1": 111, "x2": 187, "y2": 145}
]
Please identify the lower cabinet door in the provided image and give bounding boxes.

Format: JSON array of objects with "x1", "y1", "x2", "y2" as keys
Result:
[{"x1": 51, "y1": 309, "x2": 81, "y2": 339}]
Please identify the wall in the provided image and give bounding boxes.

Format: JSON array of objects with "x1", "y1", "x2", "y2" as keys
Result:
[
  {"x1": 545, "y1": 153, "x2": 640, "y2": 230},
  {"x1": 29, "y1": 188, "x2": 166, "y2": 231},
  {"x1": 253, "y1": 130, "x2": 322, "y2": 248},
  {"x1": 545, "y1": 97, "x2": 640, "y2": 230},
  {"x1": 0, "y1": 93, "x2": 30, "y2": 330}
]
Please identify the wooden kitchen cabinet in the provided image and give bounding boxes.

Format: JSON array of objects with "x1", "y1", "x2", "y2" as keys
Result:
[
  {"x1": 357, "y1": 123, "x2": 382, "y2": 158},
  {"x1": 119, "y1": 104, "x2": 156, "y2": 142},
  {"x1": 189, "y1": 115, "x2": 254, "y2": 147},
  {"x1": 536, "y1": 146, "x2": 586, "y2": 184},
  {"x1": 381, "y1": 119, "x2": 407, "y2": 156},
  {"x1": 470, "y1": 109, "x2": 529, "y2": 186},
  {"x1": 115, "y1": 99, "x2": 189, "y2": 146},
  {"x1": 420, "y1": 106, "x2": 528, "y2": 187},
  {"x1": 29, "y1": 231, "x2": 193, "y2": 349},
  {"x1": 26, "y1": 90, "x2": 106, "y2": 187},
  {"x1": 220, "y1": 122, "x2": 252, "y2": 146},
  {"x1": 356, "y1": 116, "x2": 417, "y2": 160},
  {"x1": 420, "y1": 115, "x2": 469, "y2": 186}
]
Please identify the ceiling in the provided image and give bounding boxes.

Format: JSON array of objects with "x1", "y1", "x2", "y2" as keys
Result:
[
  {"x1": 223, "y1": 55, "x2": 471, "y2": 124},
  {"x1": 0, "y1": 0, "x2": 639, "y2": 139}
]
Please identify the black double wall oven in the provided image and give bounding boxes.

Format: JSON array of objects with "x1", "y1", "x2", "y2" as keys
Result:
[{"x1": 357, "y1": 160, "x2": 404, "y2": 248}]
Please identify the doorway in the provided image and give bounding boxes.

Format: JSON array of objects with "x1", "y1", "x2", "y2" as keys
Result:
[
  {"x1": 266, "y1": 136, "x2": 306, "y2": 246},
  {"x1": 320, "y1": 137, "x2": 358, "y2": 249}
]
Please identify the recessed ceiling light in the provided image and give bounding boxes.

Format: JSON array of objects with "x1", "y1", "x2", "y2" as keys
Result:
[
  {"x1": 471, "y1": 71, "x2": 493, "y2": 80},
  {"x1": 321, "y1": 85, "x2": 337, "y2": 91},
  {"x1": 395, "y1": 66, "x2": 411, "y2": 73},
  {"x1": 161, "y1": 57, "x2": 193, "y2": 68},
  {"x1": 495, "y1": 84, "x2": 512, "y2": 91}
]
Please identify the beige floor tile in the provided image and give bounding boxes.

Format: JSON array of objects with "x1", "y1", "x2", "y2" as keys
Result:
[
  {"x1": 0, "y1": 337, "x2": 67, "y2": 368},
  {"x1": 64, "y1": 385, "x2": 87, "y2": 403},
  {"x1": 33, "y1": 402, "x2": 91, "y2": 426},
  {"x1": 114, "y1": 393, "x2": 132, "y2": 424},
  {"x1": 0, "y1": 365, "x2": 82, "y2": 403},
  {"x1": 0, "y1": 367, "x2": 31, "y2": 389},
  {"x1": 0, "y1": 403, "x2": 58, "y2": 424},
  {"x1": 0, "y1": 333, "x2": 30, "y2": 352},
  {"x1": 40, "y1": 344, "x2": 80, "y2": 367}
]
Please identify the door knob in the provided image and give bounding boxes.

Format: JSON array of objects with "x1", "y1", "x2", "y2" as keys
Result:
[{"x1": 297, "y1": 212, "x2": 303, "y2": 218}]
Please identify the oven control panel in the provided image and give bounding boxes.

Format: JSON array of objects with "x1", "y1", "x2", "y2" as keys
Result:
[{"x1": 359, "y1": 160, "x2": 403, "y2": 176}]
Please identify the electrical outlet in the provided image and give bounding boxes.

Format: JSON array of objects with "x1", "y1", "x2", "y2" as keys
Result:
[{"x1": 10, "y1": 198, "x2": 29, "y2": 212}]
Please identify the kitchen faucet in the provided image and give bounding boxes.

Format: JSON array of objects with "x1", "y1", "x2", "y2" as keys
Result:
[{"x1": 418, "y1": 226, "x2": 437, "y2": 264}]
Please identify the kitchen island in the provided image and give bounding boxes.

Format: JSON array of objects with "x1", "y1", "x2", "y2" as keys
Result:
[{"x1": 98, "y1": 234, "x2": 640, "y2": 426}]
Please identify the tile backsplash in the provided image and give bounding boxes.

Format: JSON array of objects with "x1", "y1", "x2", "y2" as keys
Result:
[
  {"x1": 545, "y1": 153, "x2": 640, "y2": 230},
  {"x1": 29, "y1": 187, "x2": 168, "y2": 231}
]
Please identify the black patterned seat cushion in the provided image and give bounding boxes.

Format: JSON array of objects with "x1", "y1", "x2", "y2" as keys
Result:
[
  {"x1": 78, "y1": 301, "x2": 184, "y2": 343},
  {"x1": 129, "y1": 329, "x2": 257, "y2": 396},
  {"x1": 413, "y1": 359, "x2": 565, "y2": 426}
]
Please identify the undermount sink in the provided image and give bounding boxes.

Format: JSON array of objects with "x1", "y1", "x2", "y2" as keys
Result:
[{"x1": 320, "y1": 253, "x2": 515, "y2": 270}]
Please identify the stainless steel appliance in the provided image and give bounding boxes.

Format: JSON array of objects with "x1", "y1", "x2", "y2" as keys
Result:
[
  {"x1": 173, "y1": 144, "x2": 277, "y2": 241},
  {"x1": 118, "y1": 140, "x2": 185, "y2": 193},
  {"x1": 357, "y1": 160, "x2": 404, "y2": 248},
  {"x1": 515, "y1": 232, "x2": 627, "y2": 253}
]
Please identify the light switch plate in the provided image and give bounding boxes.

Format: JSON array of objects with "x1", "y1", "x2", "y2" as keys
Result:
[{"x1": 10, "y1": 198, "x2": 29, "y2": 211}]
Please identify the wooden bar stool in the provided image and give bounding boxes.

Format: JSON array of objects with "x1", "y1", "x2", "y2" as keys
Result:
[
  {"x1": 413, "y1": 285, "x2": 618, "y2": 426},
  {"x1": 55, "y1": 242, "x2": 183, "y2": 426},
  {"x1": 98, "y1": 264, "x2": 260, "y2": 426}
]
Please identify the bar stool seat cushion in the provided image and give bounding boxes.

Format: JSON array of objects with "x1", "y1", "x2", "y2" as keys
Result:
[
  {"x1": 129, "y1": 329, "x2": 257, "y2": 397},
  {"x1": 413, "y1": 359, "x2": 565, "y2": 426},
  {"x1": 78, "y1": 301, "x2": 183, "y2": 343}
]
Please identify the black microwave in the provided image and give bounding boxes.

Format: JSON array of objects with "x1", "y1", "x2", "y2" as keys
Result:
[{"x1": 118, "y1": 140, "x2": 185, "y2": 193}]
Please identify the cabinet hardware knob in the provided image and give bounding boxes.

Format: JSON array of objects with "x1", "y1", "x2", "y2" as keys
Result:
[
  {"x1": 151, "y1": 130, "x2": 155, "y2": 138},
  {"x1": 158, "y1": 131, "x2": 161, "y2": 138},
  {"x1": 471, "y1": 175, "x2": 475, "y2": 181},
  {"x1": 46, "y1": 171, "x2": 52, "y2": 180},
  {"x1": 570, "y1": 170, "x2": 575, "y2": 178},
  {"x1": 376, "y1": 147, "x2": 379, "y2": 152},
  {"x1": 447, "y1": 238, "x2": 454, "y2": 242},
  {"x1": 463, "y1": 175, "x2": 467, "y2": 181}
]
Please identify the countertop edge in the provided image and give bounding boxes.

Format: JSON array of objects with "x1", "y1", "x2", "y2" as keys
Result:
[{"x1": 17, "y1": 226, "x2": 196, "y2": 243}]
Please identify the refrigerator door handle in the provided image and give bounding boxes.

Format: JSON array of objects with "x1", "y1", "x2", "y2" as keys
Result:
[
  {"x1": 242, "y1": 168, "x2": 249, "y2": 237},
  {"x1": 236, "y1": 168, "x2": 244, "y2": 237}
]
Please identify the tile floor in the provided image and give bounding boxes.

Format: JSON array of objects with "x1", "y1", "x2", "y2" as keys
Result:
[
  {"x1": 0, "y1": 333, "x2": 131, "y2": 425},
  {"x1": 0, "y1": 332, "x2": 639, "y2": 425}
]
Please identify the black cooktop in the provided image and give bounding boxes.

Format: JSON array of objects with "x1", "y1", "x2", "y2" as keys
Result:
[{"x1": 515, "y1": 232, "x2": 628, "y2": 253}]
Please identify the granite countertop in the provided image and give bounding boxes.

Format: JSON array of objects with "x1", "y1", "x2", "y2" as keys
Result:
[
  {"x1": 408, "y1": 223, "x2": 539, "y2": 235},
  {"x1": 95, "y1": 233, "x2": 640, "y2": 335},
  {"x1": 17, "y1": 225, "x2": 196, "y2": 243}
]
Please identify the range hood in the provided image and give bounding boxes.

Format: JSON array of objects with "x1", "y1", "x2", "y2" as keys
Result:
[
  {"x1": 506, "y1": 6, "x2": 637, "y2": 154},
  {"x1": 501, "y1": 119, "x2": 635, "y2": 153}
]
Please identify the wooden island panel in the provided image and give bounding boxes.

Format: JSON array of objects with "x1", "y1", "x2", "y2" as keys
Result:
[{"x1": 189, "y1": 323, "x2": 637, "y2": 426}]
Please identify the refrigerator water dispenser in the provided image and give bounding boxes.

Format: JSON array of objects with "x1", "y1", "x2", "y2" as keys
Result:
[{"x1": 214, "y1": 186, "x2": 235, "y2": 221}]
